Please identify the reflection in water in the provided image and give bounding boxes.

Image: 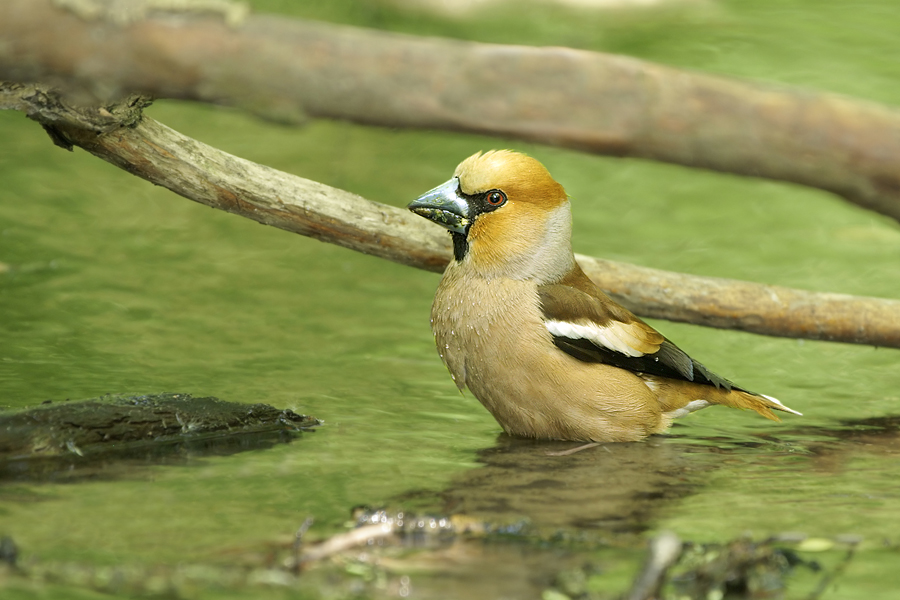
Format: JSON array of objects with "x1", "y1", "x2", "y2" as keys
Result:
[
  {"x1": 0, "y1": 428, "x2": 306, "y2": 483},
  {"x1": 2, "y1": 416, "x2": 898, "y2": 598},
  {"x1": 802, "y1": 414, "x2": 900, "y2": 458},
  {"x1": 373, "y1": 417, "x2": 900, "y2": 599},
  {"x1": 424, "y1": 413, "x2": 900, "y2": 537},
  {"x1": 435, "y1": 434, "x2": 709, "y2": 535}
]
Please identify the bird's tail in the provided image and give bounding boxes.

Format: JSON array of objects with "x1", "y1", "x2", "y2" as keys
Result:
[
  {"x1": 647, "y1": 375, "x2": 802, "y2": 422},
  {"x1": 714, "y1": 389, "x2": 802, "y2": 422}
]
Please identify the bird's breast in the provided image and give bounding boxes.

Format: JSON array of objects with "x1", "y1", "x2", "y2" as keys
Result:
[
  {"x1": 429, "y1": 262, "x2": 666, "y2": 442},
  {"x1": 431, "y1": 263, "x2": 546, "y2": 392}
]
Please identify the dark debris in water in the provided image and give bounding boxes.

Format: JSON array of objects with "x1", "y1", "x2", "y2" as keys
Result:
[
  {"x1": 296, "y1": 509, "x2": 861, "y2": 600},
  {"x1": 0, "y1": 393, "x2": 319, "y2": 481},
  {"x1": 668, "y1": 537, "x2": 817, "y2": 599},
  {"x1": 0, "y1": 521, "x2": 862, "y2": 600},
  {"x1": 0, "y1": 537, "x2": 17, "y2": 568},
  {"x1": 549, "y1": 531, "x2": 858, "y2": 600}
]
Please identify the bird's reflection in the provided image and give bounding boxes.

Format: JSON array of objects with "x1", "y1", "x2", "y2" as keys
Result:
[
  {"x1": 433, "y1": 434, "x2": 708, "y2": 535},
  {"x1": 424, "y1": 413, "x2": 900, "y2": 536}
]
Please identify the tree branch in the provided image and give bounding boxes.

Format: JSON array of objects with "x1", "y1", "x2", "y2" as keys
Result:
[
  {"x1": 3, "y1": 0, "x2": 900, "y2": 222},
  {"x1": 576, "y1": 256, "x2": 900, "y2": 348},
  {"x1": 9, "y1": 86, "x2": 896, "y2": 348}
]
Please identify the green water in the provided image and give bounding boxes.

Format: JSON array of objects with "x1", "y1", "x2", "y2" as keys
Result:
[{"x1": 2, "y1": 0, "x2": 900, "y2": 597}]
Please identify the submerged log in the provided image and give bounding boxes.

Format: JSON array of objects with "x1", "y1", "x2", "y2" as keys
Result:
[{"x1": 0, "y1": 393, "x2": 318, "y2": 480}]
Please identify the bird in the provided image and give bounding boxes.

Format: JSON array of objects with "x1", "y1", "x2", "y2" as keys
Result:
[{"x1": 407, "y1": 150, "x2": 801, "y2": 443}]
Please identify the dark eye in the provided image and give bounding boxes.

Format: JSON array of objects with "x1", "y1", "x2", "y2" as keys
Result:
[{"x1": 486, "y1": 190, "x2": 507, "y2": 206}]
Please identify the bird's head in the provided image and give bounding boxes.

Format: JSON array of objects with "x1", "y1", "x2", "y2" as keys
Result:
[{"x1": 408, "y1": 150, "x2": 574, "y2": 281}]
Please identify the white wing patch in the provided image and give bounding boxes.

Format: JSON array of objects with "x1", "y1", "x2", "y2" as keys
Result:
[
  {"x1": 545, "y1": 319, "x2": 649, "y2": 357},
  {"x1": 665, "y1": 400, "x2": 711, "y2": 419},
  {"x1": 761, "y1": 394, "x2": 803, "y2": 416}
]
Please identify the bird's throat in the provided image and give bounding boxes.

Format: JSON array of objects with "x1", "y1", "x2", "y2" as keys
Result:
[{"x1": 451, "y1": 231, "x2": 469, "y2": 262}]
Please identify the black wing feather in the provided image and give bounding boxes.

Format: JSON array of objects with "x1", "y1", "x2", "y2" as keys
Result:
[{"x1": 552, "y1": 335, "x2": 740, "y2": 391}]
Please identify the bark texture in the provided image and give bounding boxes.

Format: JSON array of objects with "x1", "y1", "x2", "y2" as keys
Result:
[{"x1": 2, "y1": 0, "x2": 900, "y2": 222}]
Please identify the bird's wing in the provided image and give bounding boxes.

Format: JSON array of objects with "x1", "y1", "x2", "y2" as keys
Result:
[{"x1": 537, "y1": 271, "x2": 735, "y2": 390}]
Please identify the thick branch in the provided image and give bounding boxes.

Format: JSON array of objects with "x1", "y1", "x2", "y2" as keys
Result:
[
  {"x1": 21, "y1": 93, "x2": 896, "y2": 348},
  {"x1": 577, "y1": 256, "x2": 900, "y2": 349},
  {"x1": 3, "y1": 0, "x2": 900, "y2": 222},
  {"x1": 54, "y1": 108, "x2": 453, "y2": 273}
]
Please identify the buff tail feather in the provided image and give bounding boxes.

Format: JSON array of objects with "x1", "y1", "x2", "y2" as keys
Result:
[
  {"x1": 646, "y1": 375, "x2": 802, "y2": 422},
  {"x1": 716, "y1": 390, "x2": 803, "y2": 422}
]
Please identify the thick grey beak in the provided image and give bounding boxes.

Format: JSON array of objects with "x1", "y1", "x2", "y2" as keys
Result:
[{"x1": 407, "y1": 177, "x2": 470, "y2": 234}]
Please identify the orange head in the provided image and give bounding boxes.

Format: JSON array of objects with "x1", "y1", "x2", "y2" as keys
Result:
[{"x1": 409, "y1": 150, "x2": 574, "y2": 281}]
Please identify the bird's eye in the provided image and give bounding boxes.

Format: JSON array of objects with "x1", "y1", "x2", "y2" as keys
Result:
[{"x1": 486, "y1": 191, "x2": 507, "y2": 206}]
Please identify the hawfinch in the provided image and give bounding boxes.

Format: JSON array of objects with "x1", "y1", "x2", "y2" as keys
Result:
[{"x1": 408, "y1": 150, "x2": 800, "y2": 442}]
